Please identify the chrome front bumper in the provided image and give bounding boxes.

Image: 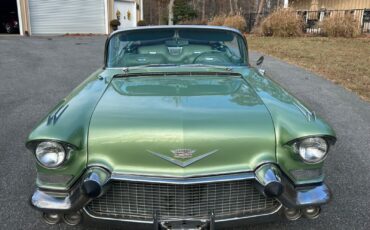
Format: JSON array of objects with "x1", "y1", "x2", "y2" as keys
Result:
[{"x1": 30, "y1": 164, "x2": 331, "y2": 227}]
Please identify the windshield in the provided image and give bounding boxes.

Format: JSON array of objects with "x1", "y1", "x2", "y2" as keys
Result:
[{"x1": 107, "y1": 28, "x2": 248, "y2": 68}]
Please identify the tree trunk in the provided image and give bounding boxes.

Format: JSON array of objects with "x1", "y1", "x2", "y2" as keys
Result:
[
  {"x1": 158, "y1": 0, "x2": 162, "y2": 24},
  {"x1": 202, "y1": 0, "x2": 206, "y2": 20},
  {"x1": 234, "y1": 0, "x2": 239, "y2": 13},
  {"x1": 254, "y1": 0, "x2": 265, "y2": 26},
  {"x1": 168, "y1": 0, "x2": 175, "y2": 25},
  {"x1": 284, "y1": 0, "x2": 289, "y2": 8},
  {"x1": 229, "y1": 0, "x2": 234, "y2": 15}
]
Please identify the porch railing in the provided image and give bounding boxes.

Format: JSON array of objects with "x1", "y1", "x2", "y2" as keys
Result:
[
  {"x1": 245, "y1": 8, "x2": 370, "y2": 34},
  {"x1": 298, "y1": 9, "x2": 370, "y2": 34}
]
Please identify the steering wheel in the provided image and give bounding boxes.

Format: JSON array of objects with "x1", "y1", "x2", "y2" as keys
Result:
[{"x1": 192, "y1": 50, "x2": 231, "y2": 64}]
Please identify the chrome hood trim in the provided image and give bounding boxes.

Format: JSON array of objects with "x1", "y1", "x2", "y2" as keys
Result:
[{"x1": 110, "y1": 171, "x2": 254, "y2": 185}]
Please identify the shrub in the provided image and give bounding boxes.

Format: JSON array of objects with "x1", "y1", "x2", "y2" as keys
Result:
[
  {"x1": 110, "y1": 19, "x2": 121, "y2": 27},
  {"x1": 223, "y1": 15, "x2": 247, "y2": 32},
  {"x1": 137, "y1": 20, "x2": 147, "y2": 26},
  {"x1": 208, "y1": 14, "x2": 247, "y2": 32},
  {"x1": 208, "y1": 15, "x2": 226, "y2": 26},
  {"x1": 178, "y1": 18, "x2": 207, "y2": 25},
  {"x1": 320, "y1": 14, "x2": 360, "y2": 38},
  {"x1": 258, "y1": 8, "x2": 304, "y2": 37}
]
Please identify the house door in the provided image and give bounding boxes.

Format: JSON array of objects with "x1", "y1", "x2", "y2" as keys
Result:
[{"x1": 114, "y1": 0, "x2": 137, "y2": 29}]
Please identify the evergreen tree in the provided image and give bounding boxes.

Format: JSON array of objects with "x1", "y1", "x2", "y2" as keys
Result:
[{"x1": 173, "y1": 0, "x2": 197, "y2": 24}]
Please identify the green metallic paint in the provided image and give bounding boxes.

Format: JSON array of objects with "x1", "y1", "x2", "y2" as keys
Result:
[
  {"x1": 26, "y1": 69, "x2": 114, "y2": 190},
  {"x1": 27, "y1": 63, "x2": 335, "y2": 190},
  {"x1": 242, "y1": 68, "x2": 336, "y2": 184},
  {"x1": 88, "y1": 74, "x2": 276, "y2": 177}
]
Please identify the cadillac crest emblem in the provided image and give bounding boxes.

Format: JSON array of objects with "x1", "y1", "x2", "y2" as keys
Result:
[
  {"x1": 171, "y1": 148, "x2": 196, "y2": 159},
  {"x1": 147, "y1": 149, "x2": 218, "y2": 168}
]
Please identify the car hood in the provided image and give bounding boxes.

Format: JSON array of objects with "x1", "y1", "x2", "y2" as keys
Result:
[{"x1": 88, "y1": 75, "x2": 276, "y2": 177}]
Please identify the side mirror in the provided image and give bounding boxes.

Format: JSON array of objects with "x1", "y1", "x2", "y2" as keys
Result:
[
  {"x1": 256, "y1": 56, "x2": 264, "y2": 66},
  {"x1": 256, "y1": 56, "x2": 265, "y2": 75}
]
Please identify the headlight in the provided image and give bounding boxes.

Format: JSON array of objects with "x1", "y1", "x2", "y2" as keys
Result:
[
  {"x1": 35, "y1": 141, "x2": 66, "y2": 168},
  {"x1": 297, "y1": 137, "x2": 328, "y2": 163}
]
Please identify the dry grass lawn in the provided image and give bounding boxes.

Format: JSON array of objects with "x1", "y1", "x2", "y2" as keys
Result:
[{"x1": 247, "y1": 36, "x2": 370, "y2": 102}]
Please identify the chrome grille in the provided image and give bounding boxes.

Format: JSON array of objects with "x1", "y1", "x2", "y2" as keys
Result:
[{"x1": 86, "y1": 180, "x2": 280, "y2": 221}]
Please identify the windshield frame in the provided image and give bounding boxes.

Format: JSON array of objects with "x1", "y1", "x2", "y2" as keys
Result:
[{"x1": 103, "y1": 26, "x2": 250, "y2": 69}]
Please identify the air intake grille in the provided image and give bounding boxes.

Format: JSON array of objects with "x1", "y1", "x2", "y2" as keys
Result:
[{"x1": 86, "y1": 179, "x2": 280, "y2": 221}]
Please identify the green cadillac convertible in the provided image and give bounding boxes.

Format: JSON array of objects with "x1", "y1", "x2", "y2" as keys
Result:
[{"x1": 27, "y1": 26, "x2": 336, "y2": 229}]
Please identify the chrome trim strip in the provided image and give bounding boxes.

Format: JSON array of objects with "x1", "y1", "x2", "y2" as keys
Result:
[
  {"x1": 293, "y1": 101, "x2": 315, "y2": 121},
  {"x1": 100, "y1": 161, "x2": 275, "y2": 179},
  {"x1": 83, "y1": 204, "x2": 283, "y2": 224},
  {"x1": 110, "y1": 172, "x2": 255, "y2": 185},
  {"x1": 216, "y1": 204, "x2": 282, "y2": 223},
  {"x1": 83, "y1": 207, "x2": 152, "y2": 224},
  {"x1": 106, "y1": 167, "x2": 259, "y2": 179}
]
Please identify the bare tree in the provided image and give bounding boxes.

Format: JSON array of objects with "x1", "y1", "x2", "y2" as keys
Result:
[
  {"x1": 254, "y1": 0, "x2": 265, "y2": 26},
  {"x1": 157, "y1": 0, "x2": 164, "y2": 24},
  {"x1": 168, "y1": 0, "x2": 175, "y2": 25},
  {"x1": 202, "y1": 0, "x2": 206, "y2": 20},
  {"x1": 144, "y1": 0, "x2": 260, "y2": 25},
  {"x1": 234, "y1": 0, "x2": 239, "y2": 12},
  {"x1": 229, "y1": 0, "x2": 234, "y2": 14}
]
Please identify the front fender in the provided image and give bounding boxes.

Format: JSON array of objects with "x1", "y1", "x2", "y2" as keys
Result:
[
  {"x1": 243, "y1": 70, "x2": 336, "y2": 185},
  {"x1": 26, "y1": 68, "x2": 109, "y2": 190}
]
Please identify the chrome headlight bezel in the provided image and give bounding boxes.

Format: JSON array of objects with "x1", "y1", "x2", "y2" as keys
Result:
[
  {"x1": 34, "y1": 141, "x2": 67, "y2": 168},
  {"x1": 291, "y1": 137, "x2": 332, "y2": 164}
]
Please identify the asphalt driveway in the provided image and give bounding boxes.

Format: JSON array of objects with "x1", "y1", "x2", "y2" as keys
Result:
[{"x1": 0, "y1": 36, "x2": 369, "y2": 230}]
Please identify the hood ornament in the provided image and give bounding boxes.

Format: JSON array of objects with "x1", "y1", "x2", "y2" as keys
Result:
[{"x1": 147, "y1": 149, "x2": 218, "y2": 168}]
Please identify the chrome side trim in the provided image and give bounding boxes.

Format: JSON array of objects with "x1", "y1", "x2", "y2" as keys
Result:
[
  {"x1": 83, "y1": 204, "x2": 283, "y2": 224},
  {"x1": 293, "y1": 101, "x2": 315, "y2": 121},
  {"x1": 110, "y1": 171, "x2": 255, "y2": 185}
]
